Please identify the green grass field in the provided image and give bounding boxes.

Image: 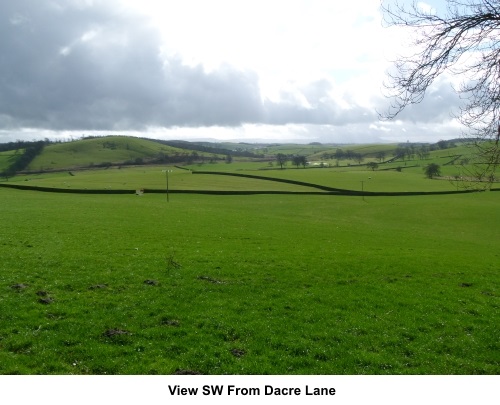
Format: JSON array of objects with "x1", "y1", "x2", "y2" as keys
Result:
[
  {"x1": 1, "y1": 183, "x2": 498, "y2": 374},
  {"x1": 8, "y1": 166, "x2": 324, "y2": 192}
]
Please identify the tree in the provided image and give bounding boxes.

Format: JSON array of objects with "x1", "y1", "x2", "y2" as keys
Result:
[
  {"x1": 334, "y1": 148, "x2": 345, "y2": 160},
  {"x1": 291, "y1": 155, "x2": 308, "y2": 168},
  {"x1": 276, "y1": 153, "x2": 288, "y2": 169},
  {"x1": 395, "y1": 146, "x2": 407, "y2": 161},
  {"x1": 381, "y1": 1, "x2": 500, "y2": 187},
  {"x1": 367, "y1": 161, "x2": 379, "y2": 171},
  {"x1": 2, "y1": 140, "x2": 45, "y2": 176},
  {"x1": 354, "y1": 153, "x2": 364, "y2": 164},
  {"x1": 424, "y1": 163, "x2": 441, "y2": 179},
  {"x1": 375, "y1": 151, "x2": 386, "y2": 162},
  {"x1": 417, "y1": 145, "x2": 430, "y2": 160},
  {"x1": 437, "y1": 140, "x2": 449, "y2": 150}
]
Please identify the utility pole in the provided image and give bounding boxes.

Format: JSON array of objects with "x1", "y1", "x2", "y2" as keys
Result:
[
  {"x1": 162, "y1": 169, "x2": 173, "y2": 202},
  {"x1": 167, "y1": 170, "x2": 169, "y2": 202},
  {"x1": 361, "y1": 180, "x2": 364, "y2": 201}
]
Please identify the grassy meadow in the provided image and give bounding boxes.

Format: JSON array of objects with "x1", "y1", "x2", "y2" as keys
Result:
[
  {"x1": 1, "y1": 180, "x2": 498, "y2": 374},
  {"x1": 1, "y1": 137, "x2": 498, "y2": 374}
]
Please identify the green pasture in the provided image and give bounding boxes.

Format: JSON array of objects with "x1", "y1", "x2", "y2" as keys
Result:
[
  {"x1": 7, "y1": 166, "x2": 320, "y2": 192},
  {"x1": 186, "y1": 165, "x2": 463, "y2": 192},
  {"x1": 0, "y1": 186, "x2": 498, "y2": 374},
  {"x1": 5, "y1": 164, "x2": 463, "y2": 193},
  {"x1": 7, "y1": 161, "x2": 497, "y2": 193}
]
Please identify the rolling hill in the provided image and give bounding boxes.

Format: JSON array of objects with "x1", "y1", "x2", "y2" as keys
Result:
[
  {"x1": 26, "y1": 136, "x2": 189, "y2": 171},
  {"x1": 0, "y1": 135, "x2": 480, "y2": 179}
]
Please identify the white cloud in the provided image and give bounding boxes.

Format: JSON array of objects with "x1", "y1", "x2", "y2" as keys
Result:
[{"x1": 122, "y1": 0, "x2": 399, "y2": 97}]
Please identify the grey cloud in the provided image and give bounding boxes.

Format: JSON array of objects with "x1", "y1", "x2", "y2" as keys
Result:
[
  {"x1": 0, "y1": 0, "x2": 264, "y2": 131},
  {"x1": 385, "y1": 78, "x2": 464, "y2": 124},
  {"x1": 264, "y1": 79, "x2": 376, "y2": 126},
  {"x1": 0, "y1": 0, "x2": 458, "y2": 137}
]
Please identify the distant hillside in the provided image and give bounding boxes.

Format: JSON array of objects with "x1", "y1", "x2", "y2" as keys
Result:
[
  {"x1": 25, "y1": 136, "x2": 229, "y2": 172},
  {"x1": 151, "y1": 139, "x2": 262, "y2": 157},
  {"x1": 0, "y1": 135, "x2": 478, "y2": 175},
  {"x1": 25, "y1": 136, "x2": 164, "y2": 171}
]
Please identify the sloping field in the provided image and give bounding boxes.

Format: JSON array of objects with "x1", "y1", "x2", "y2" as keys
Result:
[
  {"x1": 27, "y1": 136, "x2": 188, "y2": 171},
  {"x1": 190, "y1": 168, "x2": 460, "y2": 193},
  {"x1": 6, "y1": 166, "x2": 323, "y2": 193}
]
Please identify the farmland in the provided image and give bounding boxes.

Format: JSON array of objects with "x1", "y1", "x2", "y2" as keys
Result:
[{"x1": 0, "y1": 137, "x2": 498, "y2": 374}]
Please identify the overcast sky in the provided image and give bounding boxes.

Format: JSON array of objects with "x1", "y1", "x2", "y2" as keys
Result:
[{"x1": 0, "y1": 0, "x2": 465, "y2": 144}]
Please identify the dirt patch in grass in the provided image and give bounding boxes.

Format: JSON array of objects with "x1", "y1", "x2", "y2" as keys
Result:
[
  {"x1": 161, "y1": 318, "x2": 180, "y2": 327},
  {"x1": 36, "y1": 290, "x2": 54, "y2": 304},
  {"x1": 230, "y1": 348, "x2": 245, "y2": 358},
  {"x1": 197, "y1": 276, "x2": 224, "y2": 284},
  {"x1": 174, "y1": 369, "x2": 201, "y2": 375},
  {"x1": 10, "y1": 283, "x2": 28, "y2": 291},
  {"x1": 89, "y1": 284, "x2": 107, "y2": 290},
  {"x1": 102, "y1": 329, "x2": 132, "y2": 338}
]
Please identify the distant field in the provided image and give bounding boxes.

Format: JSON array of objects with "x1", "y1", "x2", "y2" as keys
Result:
[
  {"x1": 8, "y1": 166, "x2": 324, "y2": 193},
  {"x1": 3, "y1": 136, "x2": 493, "y2": 191},
  {"x1": 5, "y1": 164, "x2": 470, "y2": 193},
  {"x1": 7, "y1": 159, "x2": 499, "y2": 193},
  {"x1": 0, "y1": 186, "x2": 498, "y2": 374}
]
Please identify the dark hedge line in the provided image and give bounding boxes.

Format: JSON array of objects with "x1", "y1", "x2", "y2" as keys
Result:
[
  {"x1": 2, "y1": 182, "x2": 491, "y2": 196},
  {"x1": 0, "y1": 184, "x2": 134, "y2": 194}
]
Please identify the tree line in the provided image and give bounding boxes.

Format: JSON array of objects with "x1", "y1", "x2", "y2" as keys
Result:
[
  {"x1": 275, "y1": 154, "x2": 308, "y2": 169},
  {"x1": 318, "y1": 141, "x2": 457, "y2": 164},
  {"x1": 152, "y1": 139, "x2": 260, "y2": 158},
  {"x1": 1, "y1": 141, "x2": 45, "y2": 179}
]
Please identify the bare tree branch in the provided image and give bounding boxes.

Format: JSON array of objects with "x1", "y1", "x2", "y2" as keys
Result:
[{"x1": 380, "y1": 1, "x2": 500, "y2": 188}]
